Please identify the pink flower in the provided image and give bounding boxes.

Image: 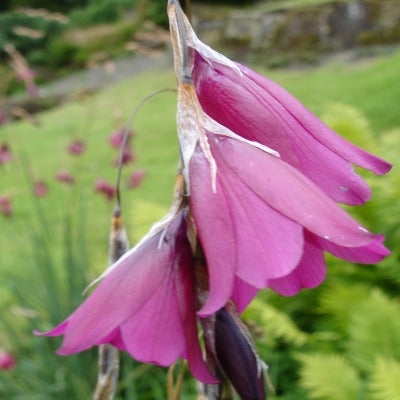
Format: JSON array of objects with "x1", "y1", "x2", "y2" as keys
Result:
[
  {"x1": 127, "y1": 169, "x2": 147, "y2": 188},
  {"x1": 95, "y1": 179, "x2": 116, "y2": 200},
  {"x1": 35, "y1": 210, "x2": 217, "y2": 384},
  {"x1": 68, "y1": 140, "x2": 86, "y2": 155},
  {"x1": 108, "y1": 128, "x2": 133, "y2": 149},
  {"x1": 172, "y1": 4, "x2": 391, "y2": 207},
  {"x1": 34, "y1": 181, "x2": 48, "y2": 197},
  {"x1": 0, "y1": 143, "x2": 14, "y2": 165},
  {"x1": 0, "y1": 351, "x2": 16, "y2": 370},
  {"x1": 55, "y1": 169, "x2": 74, "y2": 185},
  {"x1": 0, "y1": 196, "x2": 12, "y2": 217},
  {"x1": 168, "y1": 1, "x2": 390, "y2": 316}
]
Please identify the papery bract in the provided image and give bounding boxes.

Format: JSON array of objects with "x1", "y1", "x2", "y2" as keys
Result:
[{"x1": 35, "y1": 211, "x2": 217, "y2": 384}]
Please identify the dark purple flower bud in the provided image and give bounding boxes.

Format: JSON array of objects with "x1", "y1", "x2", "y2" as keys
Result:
[
  {"x1": 127, "y1": 169, "x2": 147, "y2": 188},
  {"x1": 0, "y1": 196, "x2": 12, "y2": 217},
  {"x1": 214, "y1": 308, "x2": 266, "y2": 400},
  {"x1": 34, "y1": 181, "x2": 48, "y2": 197},
  {"x1": 68, "y1": 139, "x2": 86, "y2": 155},
  {"x1": 108, "y1": 128, "x2": 133, "y2": 149},
  {"x1": 95, "y1": 179, "x2": 116, "y2": 200},
  {"x1": 0, "y1": 143, "x2": 14, "y2": 165},
  {"x1": 0, "y1": 351, "x2": 16, "y2": 370},
  {"x1": 55, "y1": 169, "x2": 74, "y2": 185}
]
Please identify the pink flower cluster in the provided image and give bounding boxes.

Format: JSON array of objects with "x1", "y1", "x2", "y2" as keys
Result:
[{"x1": 37, "y1": 0, "x2": 391, "y2": 388}]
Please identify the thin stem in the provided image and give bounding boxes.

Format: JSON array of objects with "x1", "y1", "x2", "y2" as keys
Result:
[{"x1": 115, "y1": 88, "x2": 177, "y2": 209}]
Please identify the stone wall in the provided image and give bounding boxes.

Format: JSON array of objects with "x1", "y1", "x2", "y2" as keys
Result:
[{"x1": 192, "y1": 0, "x2": 400, "y2": 63}]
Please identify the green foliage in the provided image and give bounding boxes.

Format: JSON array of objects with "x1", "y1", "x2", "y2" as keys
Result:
[
  {"x1": 369, "y1": 358, "x2": 400, "y2": 400},
  {"x1": 244, "y1": 298, "x2": 308, "y2": 347},
  {"x1": 69, "y1": 0, "x2": 136, "y2": 27},
  {"x1": 347, "y1": 290, "x2": 400, "y2": 372},
  {"x1": 298, "y1": 353, "x2": 361, "y2": 400},
  {"x1": 0, "y1": 12, "x2": 65, "y2": 62}
]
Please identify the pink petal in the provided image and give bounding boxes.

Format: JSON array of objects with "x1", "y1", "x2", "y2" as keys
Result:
[
  {"x1": 267, "y1": 238, "x2": 326, "y2": 296},
  {"x1": 120, "y1": 267, "x2": 186, "y2": 366},
  {"x1": 193, "y1": 53, "x2": 391, "y2": 205},
  {"x1": 51, "y1": 219, "x2": 183, "y2": 355},
  {"x1": 240, "y1": 63, "x2": 391, "y2": 176},
  {"x1": 312, "y1": 232, "x2": 390, "y2": 263},
  {"x1": 208, "y1": 133, "x2": 378, "y2": 248},
  {"x1": 189, "y1": 149, "x2": 236, "y2": 317},
  {"x1": 231, "y1": 277, "x2": 258, "y2": 313},
  {"x1": 175, "y1": 250, "x2": 219, "y2": 383},
  {"x1": 216, "y1": 150, "x2": 304, "y2": 284}
]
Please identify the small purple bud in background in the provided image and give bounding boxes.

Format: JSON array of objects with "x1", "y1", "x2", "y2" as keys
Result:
[
  {"x1": 214, "y1": 307, "x2": 266, "y2": 400},
  {"x1": 108, "y1": 128, "x2": 133, "y2": 149},
  {"x1": 113, "y1": 149, "x2": 135, "y2": 166},
  {"x1": 0, "y1": 143, "x2": 14, "y2": 165},
  {"x1": 95, "y1": 179, "x2": 116, "y2": 200},
  {"x1": 0, "y1": 351, "x2": 16, "y2": 370},
  {"x1": 34, "y1": 181, "x2": 48, "y2": 197},
  {"x1": 55, "y1": 169, "x2": 75, "y2": 185},
  {"x1": 68, "y1": 139, "x2": 86, "y2": 156},
  {"x1": 0, "y1": 196, "x2": 13, "y2": 217},
  {"x1": 0, "y1": 110, "x2": 8, "y2": 126},
  {"x1": 127, "y1": 169, "x2": 147, "y2": 188}
]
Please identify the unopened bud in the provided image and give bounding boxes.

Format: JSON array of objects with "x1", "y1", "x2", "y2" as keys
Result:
[{"x1": 214, "y1": 308, "x2": 266, "y2": 400}]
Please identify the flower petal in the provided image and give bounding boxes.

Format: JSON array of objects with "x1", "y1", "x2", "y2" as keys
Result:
[
  {"x1": 231, "y1": 277, "x2": 258, "y2": 314},
  {"x1": 208, "y1": 133, "x2": 378, "y2": 248},
  {"x1": 312, "y1": 232, "x2": 390, "y2": 263},
  {"x1": 50, "y1": 216, "x2": 186, "y2": 355},
  {"x1": 193, "y1": 53, "x2": 391, "y2": 205},
  {"x1": 267, "y1": 238, "x2": 326, "y2": 296},
  {"x1": 240, "y1": 63, "x2": 392, "y2": 176},
  {"x1": 189, "y1": 148, "x2": 236, "y2": 316}
]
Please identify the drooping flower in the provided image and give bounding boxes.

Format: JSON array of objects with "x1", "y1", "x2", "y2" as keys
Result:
[
  {"x1": 68, "y1": 139, "x2": 86, "y2": 156},
  {"x1": 0, "y1": 351, "x2": 16, "y2": 370},
  {"x1": 55, "y1": 169, "x2": 75, "y2": 185},
  {"x1": 33, "y1": 181, "x2": 48, "y2": 197},
  {"x1": 0, "y1": 143, "x2": 14, "y2": 165},
  {"x1": 168, "y1": 0, "x2": 390, "y2": 316},
  {"x1": 95, "y1": 179, "x2": 116, "y2": 201},
  {"x1": 127, "y1": 169, "x2": 147, "y2": 188},
  {"x1": 170, "y1": 2, "x2": 391, "y2": 207},
  {"x1": 35, "y1": 199, "x2": 217, "y2": 384},
  {"x1": 0, "y1": 196, "x2": 12, "y2": 217},
  {"x1": 108, "y1": 127, "x2": 133, "y2": 149}
]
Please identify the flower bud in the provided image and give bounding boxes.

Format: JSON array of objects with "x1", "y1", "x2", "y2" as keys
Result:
[{"x1": 214, "y1": 308, "x2": 266, "y2": 400}]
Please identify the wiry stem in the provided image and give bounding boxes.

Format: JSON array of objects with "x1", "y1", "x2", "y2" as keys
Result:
[{"x1": 115, "y1": 88, "x2": 177, "y2": 208}]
